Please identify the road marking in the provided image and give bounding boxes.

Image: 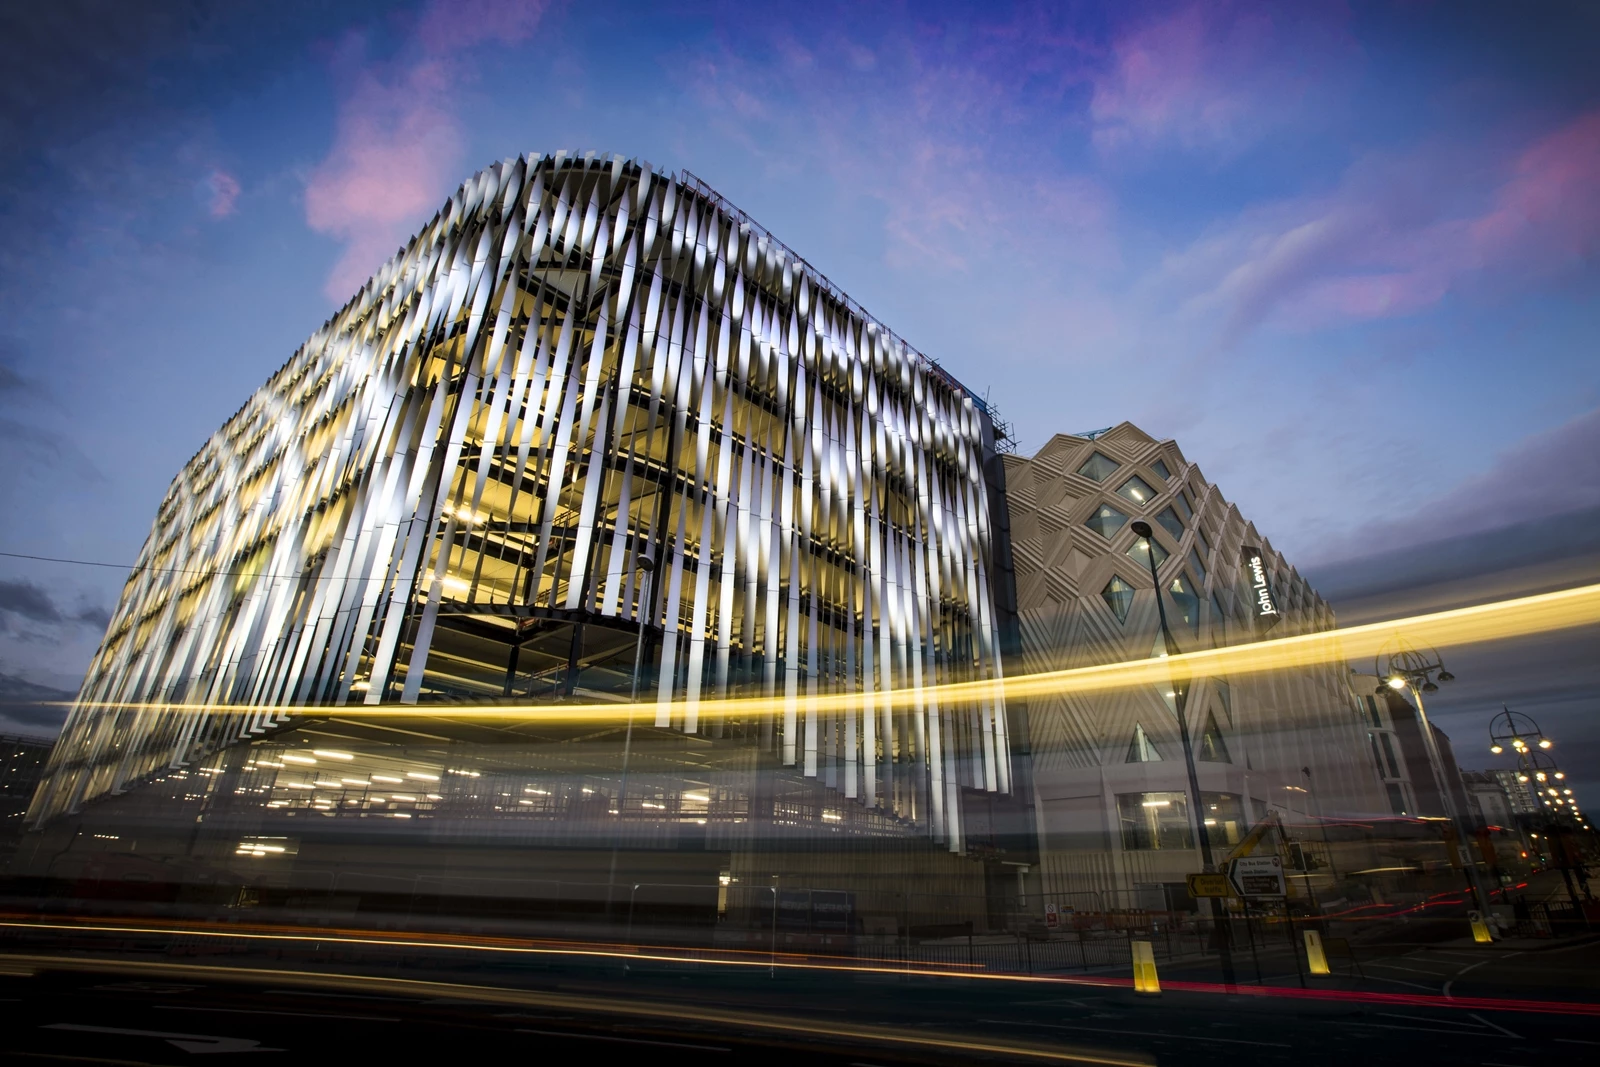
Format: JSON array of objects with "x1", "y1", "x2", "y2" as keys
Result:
[
  {"x1": 1375, "y1": 1013, "x2": 1488, "y2": 1029},
  {"x1": 1469, "y1": 1013, "x2": 1521, "y2": 1039},
  {"x1": 1555, "y1": 1038, "x2": 1600, "y2": 1045},
  {"x1": 40, "y1": 1025, "x2": 282, "y2": 1055},
  {"x1": 153, "y1": 1005, "x2": 398, "y2": 1023},
  {"x1": 1362, "y1": 975, "x2": 1439, "y2": 992},
  {"x1": 1367, "y1": 962, "x2": 1452, "y2": 976},
  {"x1": 1444, "y1": 958, "x2": 1495, "y2": 998},
  {"x1": 514, "y1": 1028, "x2": 730, "y2": 1051},
  {"x1": 979, "y1": 1020, "x2": 1291, "y2": 1048},
  {"x1": 1340, "y1": 1022, "x2": 1502, "y2": 1037}
]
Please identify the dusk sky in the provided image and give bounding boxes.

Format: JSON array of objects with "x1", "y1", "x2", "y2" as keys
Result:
[{"x1": 1, "y1": 1, "x2": 1596, "y2": 783}]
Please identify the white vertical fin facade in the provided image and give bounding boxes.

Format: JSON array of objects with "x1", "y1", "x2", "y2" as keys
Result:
[{"x1": 29, "y1": 155, "x2": 1011, "y2": 845}]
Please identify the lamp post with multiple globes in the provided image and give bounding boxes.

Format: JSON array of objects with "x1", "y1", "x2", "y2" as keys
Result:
[
  {"x1": 1490, "y1": 709, "x2": 1590, "y2": 915},
  {"x1": 1373, "y1": 635, "x2": 1495, "y2": 935}
]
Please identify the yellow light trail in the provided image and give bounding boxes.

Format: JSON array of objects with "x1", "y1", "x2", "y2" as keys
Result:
[
  {"x1": 63, "y1": 581, "x2": 1600, "y2": 724},
  {"x1": 0, "y1": 950, "x2": 1152, "y2": 1065}
]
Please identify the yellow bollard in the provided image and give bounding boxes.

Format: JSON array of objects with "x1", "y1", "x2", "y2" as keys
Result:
[
  {"x1": 1131, "y1": 939, "x2": 1161, "y2": 994},
  {"x1": 1303, "y1": 929, "x2": 1331, "y2": 975},
  {"x1": 1470, "y1": 911, "x2": 1493, "y2": 943}
]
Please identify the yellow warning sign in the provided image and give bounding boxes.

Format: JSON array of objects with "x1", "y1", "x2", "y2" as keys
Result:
[{"x1": 1186, "y1": 873, "x2": 1232, "y2": 898}]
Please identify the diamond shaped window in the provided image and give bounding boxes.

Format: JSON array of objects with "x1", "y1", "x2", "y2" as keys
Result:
[
  {"x1": 1151, "y1": 458, "x2": 1173, "y2": 481},
  {"x1": 1155, "y1": 507, "x2": 1184, "y2": 542},
  {"x1": 1102, "y1": 575, "x2": 1135, "y2": 622},
  {"x1": 1077, "y1": 451, "x2": 1119, "y2": 482},
  {"x1": 1127, "y1": 537, "x2": 1169, "y2": 569},
  {"x1": 1195, "y1": 526, "x2": 1210, "y2": 558},
  {"x1": 1169, "y1": 573, "x2": 1201, "y2": 635},
  {"x1": 1126, "y1": 724, "x2": 1164, "y2": 763},
  {"x1": 1198, "y1": 711, "x2": 1232, "y2": 763},
  {"x1": 1085, "y1": 503, "x2": 1129, "y2": 539},
  {"x1": 1117, "y1": 475, "x2": 1158, "y2": 507},
  {"x1": 1173, "y1": 490, "x2": 1194, "y2": 522},
  {"x1": 1188, "y1": 549, "x2": 1207, "y2": 586}
]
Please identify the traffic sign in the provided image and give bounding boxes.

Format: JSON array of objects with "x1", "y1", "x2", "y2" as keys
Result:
[
  {"x1": 1044, "y1": 902, "x2": 1059, "y2": 929},
  {"x1": 1229, "y1": 855, "x2": 1286, "y2": 898},
  {"x1": 1186, "y1": 873, "x2": 1232, "y2": 898}
]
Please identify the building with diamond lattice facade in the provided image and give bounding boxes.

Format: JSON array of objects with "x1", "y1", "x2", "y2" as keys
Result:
[{"x1": 1000, "y1": 424, "x2": 1390, "y2": 906}]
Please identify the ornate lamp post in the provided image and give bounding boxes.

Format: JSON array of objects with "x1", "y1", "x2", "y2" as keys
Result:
[
  {"x1": 1492, "y1": 711, "x2": 1588, "y2": 912},
  {"x1": 1374, "y1": 635, "x2": 1494, "y2": 933},
  {"x1": 1130, "y1": 520, "x2": 1236, "y2": 987}
]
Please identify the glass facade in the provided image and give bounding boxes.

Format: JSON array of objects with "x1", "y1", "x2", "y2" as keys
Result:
[
  {"x1": 29, "y1": 155, "x2": 1012, "y2": 847},
  {"x1": 1086, "y1": 502, "x2": 1129, "y2": 538},
  {"x1": 1101, "y1": 575, "x2": 1135, "y2": 622},
  {"x1": 1076, "y1": 451, "x2": 1119, "y2": 482},
  {"x1": 1154, "y1": 506, "x2": 1184, "y2": 541},
  {"x1": 1116, "y1": 475, "x2": 1157, "y2": 506},
  {"x1": 1126, "y1": 536, "x2": 1169, "y2": 569}
]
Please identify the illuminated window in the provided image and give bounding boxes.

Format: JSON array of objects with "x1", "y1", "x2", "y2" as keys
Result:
[
  {"x1": 1077, "y1": 451, "x2": 1119, "y2": 482},
  {"x1": 1127, "y1": 537, "x2": 1169, "y2": 569},
  {"x1": 1155, "y1": 507, "x2": 1184, "y2": 541},
  {"x1": 1169, "y1": 574, "x2": 1201, "y2": 634},
  {"x1": 1151, "y1": 458, "x2": 1173, "y2": 481},
  {"x1": 1125, "y1": 724, "x2": 1164, "y2": 763},
  {"x1": 1085, "y1": 503, "x2": 1129, "y2": 538},
  {"x1": 1101, "y1": 575, "x2": 1135, "y2": 622},
  {"x1": 1198, "y1": 712, "x2": 1232, "y2": 763},
  {"x1": 1201, "y1": 792, "x2": 1245, "y2": 845},
  {"x1": 1116, "y1": 475, "x2": 1158, "y2": 507},
  {"x1": 1117, "y1": 791, "x2": 1192, "y2": 850}
]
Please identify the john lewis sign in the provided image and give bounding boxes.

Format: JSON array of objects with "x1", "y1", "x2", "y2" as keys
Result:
[{"x1": 1239, "y1": 547, "x2": 1280, "y2": 633}]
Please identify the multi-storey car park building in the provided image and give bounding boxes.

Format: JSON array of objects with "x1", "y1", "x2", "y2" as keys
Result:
[
  {"x1": 1000, "y1": 424, "x2": 1391, "y2": 908},
  {"x1": 18, "y1": 152, "x2": 1402, "y2": 926},
  {"x1": 21, "y1": 153, "x2": 1026, "y2": 925}
]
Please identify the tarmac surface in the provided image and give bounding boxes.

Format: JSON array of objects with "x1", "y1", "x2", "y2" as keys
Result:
[{"x1": 2, "y1": 921, "x2": 1598, "y2": 1066}]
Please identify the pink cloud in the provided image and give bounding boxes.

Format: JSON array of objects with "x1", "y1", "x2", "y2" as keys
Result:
[
  {"x1": 205, "y1": 169, "x2": 240, "y2": 219},
  {"x1": 1090, "y1": 1, "x2": 1355, "y2": 159},
  {"x1": 1164, "y1": 108, "x2": 1600, "y2": 338},
  {"x1": 304, "y1": 0, "x2": 549, "y2": 303}
]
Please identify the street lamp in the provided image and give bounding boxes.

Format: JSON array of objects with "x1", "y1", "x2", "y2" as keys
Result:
[
  {"x1": 607, "y1": 554, "x2": 656, "y2": 922},
  {"x1": 1490, "y1": 711, "x2": 1589, "y2": 913},
  {"x1": 1130, "y1": 520, "x2": 1236, "y2": 987},
  {"x1": 1375, "y1": 635, "x2": 1494, "y2": 934}
]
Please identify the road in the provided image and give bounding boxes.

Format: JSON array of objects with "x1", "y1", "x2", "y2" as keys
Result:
[{"x1": 2, "y1": 933, "x2": 1598, "y2": 1066}]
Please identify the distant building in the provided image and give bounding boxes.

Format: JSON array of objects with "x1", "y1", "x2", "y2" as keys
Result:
[
  {"x1": 1492, "y1": 769, "x2": 1542, "y2": 815},
  {"x1": 0, "y1": 734, "x2": 52, "y2": 859},
  {"x1": 1000, "y1": 425, "x2": 1388, "y2": 903},
  {"x1": 1461, "y1": 770, "x2": 1520, "y2": 829}
]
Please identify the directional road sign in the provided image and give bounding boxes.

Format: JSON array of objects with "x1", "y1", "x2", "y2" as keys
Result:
[{"x1": 1228, "y1": 855, "x2": 1286, "y2": 898}]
